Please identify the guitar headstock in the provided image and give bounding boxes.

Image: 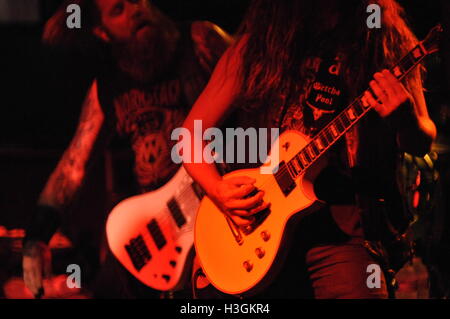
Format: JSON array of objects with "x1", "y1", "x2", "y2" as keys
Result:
[{"x1": 421, "y1": 24, "x2": 443, "y2": 55}]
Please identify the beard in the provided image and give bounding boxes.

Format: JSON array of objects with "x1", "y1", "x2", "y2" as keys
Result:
[{"x1": 111, "y1": 25, "x2": 179, "y2": 83}]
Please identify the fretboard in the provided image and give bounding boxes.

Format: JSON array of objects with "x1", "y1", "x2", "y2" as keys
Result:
[{"x1": 282, "y1": 42, "x2": 430, "y2": 179}]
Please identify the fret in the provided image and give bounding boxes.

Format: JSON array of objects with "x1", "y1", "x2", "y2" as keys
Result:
[
  {"x1": 335, "y1": 118, "x2": 344, "y2": 133},
  {"x1": 286, "y1": 161, "x2": 293, "y2": 175},
  {"x1": 292, "y1": 161, "x2": 300, "y2": 175},
  {"x1": 347, "y1": 107, "x2": 356, "y2": 121},
  {"x1": 412, "y1": 46, "x2": 424, "y2": 59},
  {"x1": 303, "y1": 149, "x2": 311, "y2": 163},
  {"x1": 295, "y1": 155, "x2": 305, "y2": 170},
  {"x1": 340, "y1": 112, "x2": 350, "y2": 127},
  {"x1": 292, "y1": 157, "x2": 302, "y2": 172},
  {"x1": 316, "y1": 137, "x2": 326, "y2": 151},
  {"x1": 320, "y1": 135, "x2": 329, "y2": 148},
  {"x1": 310, "y1": 142, "x2": 320, "y2": 156},
  {"x1": 330, "y1": 125, "x2": 338, "y2": 137},
  {"x1": 361, "y1": 97, "x2": 370, "y2": 110},
  {"x1": 352, "y1": 100, "x2": 364, "y2": 116},
  {"x1": 298, "y1": 153, "x2": 307, "y2": 167},
  {"x1": 324, "y1": 129, "x2": 333, "y2": 144},
  {"x1": 392, "y1": 65, "x2": 403, "y2": 78},
  {"x1": 287, "y1": 161, "x2": 297, "y2": 176},
  {"x1": 399, "y1": 51, "x2": 419, "y2": 75},
  {"x1": 306, "y1": 146, "x2": 315, "y2": 159},
  {"x1": 399, "y1": 57, "x2": 413, "y2": 73}
]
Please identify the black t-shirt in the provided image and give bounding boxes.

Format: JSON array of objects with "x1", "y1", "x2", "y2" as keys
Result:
[
  {"x1": 232, "y1": 53, "x2": 364, "y2": 241},
  {"x1": 280, "y1": 54, "x2": 363, "y2": 239},
  {"x1": 97, "y1": 22, "x2": 227, "y2": 194}
]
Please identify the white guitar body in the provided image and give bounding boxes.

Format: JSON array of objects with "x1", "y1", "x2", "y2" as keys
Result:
[{"x1": 106, "y1": 166, "x2": 201, "y2": 291}]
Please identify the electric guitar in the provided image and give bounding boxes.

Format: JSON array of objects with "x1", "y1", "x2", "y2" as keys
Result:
[
  {"x1": 194, "y1": 25, "x2": 442, "y2": 295},
  {"x1": 106, "y1": 166, "x2": 203, "y2": 291}
]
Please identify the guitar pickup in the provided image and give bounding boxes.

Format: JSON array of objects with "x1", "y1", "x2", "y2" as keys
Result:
[
  {"x1": 125, "y1": 235, "x2": 151, "y2": 271},
  {"x1": 240, "y1": 188, "x2": 271, "y2": 235},
  {"x1": 241, "y1": 207, "x2": 270, "y2": 235},
  {"x1": 274, "y1": 161, "x2": 296, "y2": 196}
]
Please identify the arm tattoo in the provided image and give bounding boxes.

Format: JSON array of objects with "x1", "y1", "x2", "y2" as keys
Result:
[{"x1": 39, "y1": 81, "x2": 105, "y2": 211}]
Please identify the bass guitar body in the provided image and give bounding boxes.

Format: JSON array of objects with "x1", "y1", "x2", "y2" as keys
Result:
[{"x1": 106, "y1": 167, "x2": 201, "y2": 291}]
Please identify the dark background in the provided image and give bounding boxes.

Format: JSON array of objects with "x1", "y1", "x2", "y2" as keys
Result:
[
  {"x1": 0, "y1": 0, "x2": 251, "y2": 231},
  {"x1": 0, "y1": 0, "x2": 448, "y2": 299},
  {"x1": 0, "y1": 0, "x2": 447, "y2": 251}
]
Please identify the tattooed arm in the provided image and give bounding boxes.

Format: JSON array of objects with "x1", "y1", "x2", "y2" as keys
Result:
[
  {"x1": 38, "y1": 80, "x2": 106, "y2": 210},
  {"x1": 23, "y1": 80, "x2": 107, "y2": 298}
]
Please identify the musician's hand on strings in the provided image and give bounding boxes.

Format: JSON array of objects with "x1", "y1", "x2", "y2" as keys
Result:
[
  {"x1": 363, "y1": 69, "x2": 414, "y2": 118},
  {"x1": 211, "y1": 176, "x2": 270, "y2": 226}
]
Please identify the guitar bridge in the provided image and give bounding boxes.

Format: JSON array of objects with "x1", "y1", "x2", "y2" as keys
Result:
[{"x1": 226, "y1": 216, "x2": 243, "y2": 245}]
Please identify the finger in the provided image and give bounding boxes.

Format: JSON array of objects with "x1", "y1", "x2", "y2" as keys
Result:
[
  {"x1": 228, "y1": 176, "x2": 256, "y2": 186},
  {"x1": 229, "y1": 214, "x2": 254, "y2": 226},
  {"x1": 248, "y1": 201, "x2": 271, "y2": 215},
  {"x1": 369, "y1": 76, "x2": 388, "y2": 104},
  {"x1": 375, "y1": 71, "x2": 396, "y2": 98},
  {"x1": 381, "y1": 69, "x2": 401, "y2": 89},
  {"x1": 228, "y1": 208, "x2": 255, "y2": 217},
  {"x1": 226, "y1": 191, "x2": 265, "y2": 210},
  {"x1": 227, "y1": 184, "x2": 256, "y2": 199},
  {"x1": 363, "y1": 91, "x2": 378, "y2": 107},
  {"x1": 382, "y1": 69, "x2": 410, "y2": 102},
  {"x1": 364, "y1": 91, "x2": 387, "y2": 117}
]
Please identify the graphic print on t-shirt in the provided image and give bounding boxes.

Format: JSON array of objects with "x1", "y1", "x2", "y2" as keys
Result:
[
  {"x1": 282, "y1": 56, "x2": 347, "y2": 136},
  {"x1": 114, "y1": 78, "x2": 188, "y2": 191}
]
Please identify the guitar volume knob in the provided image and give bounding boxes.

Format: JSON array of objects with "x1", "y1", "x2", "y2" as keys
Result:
[
  {"x1": 261, "y1": 231, "x2": 271, "y2": 242},
  {"x1": 255, "y1": 247, "x2": 265, "y2": 259},
  {"x1": 243, "y1": 261, "x2": 253, "y2": 272}
]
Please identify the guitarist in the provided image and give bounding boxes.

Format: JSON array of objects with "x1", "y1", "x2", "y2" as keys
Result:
[
  {"x1": 183, "y1": 0, "x2": 436, "y2": 298},
  {"x1": 22, "y1": 0, "x2": 232, "y2": 298}
]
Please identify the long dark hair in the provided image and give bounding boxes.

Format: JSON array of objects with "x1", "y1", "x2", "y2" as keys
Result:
[{"x1": 236, "y1": 0, "x2": 423, "y2": 110}]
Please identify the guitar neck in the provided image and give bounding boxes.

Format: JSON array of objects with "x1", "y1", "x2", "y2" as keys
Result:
[{"x1": 282, "y1": 41, "x2": 431, "y2": 178}]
